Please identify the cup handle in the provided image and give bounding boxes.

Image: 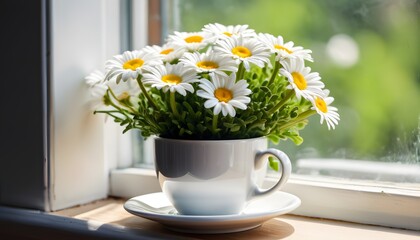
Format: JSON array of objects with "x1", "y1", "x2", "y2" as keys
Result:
[{"x1": 252, "y1": 148, "x2": 292, "y2": 198}]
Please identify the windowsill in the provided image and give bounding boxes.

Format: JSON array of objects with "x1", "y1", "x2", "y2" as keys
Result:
[
  {"x1": 1, "y1": 199, "x2": 418, "y2": 239},
  {"x1": 109, "y1": 168, "x2": 420, "y2": 230}
]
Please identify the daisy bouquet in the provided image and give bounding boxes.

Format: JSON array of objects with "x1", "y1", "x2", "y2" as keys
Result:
[{"x1": 86, "y1": 23, "x2": 339, "y2": 148}]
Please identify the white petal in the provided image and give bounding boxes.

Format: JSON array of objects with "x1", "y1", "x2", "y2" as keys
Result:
[
  {"x1": 204, "y1": 99, "x2": 219, "y2": 108},
  {"x1": 233, "y1": 96, "x2": 251, "y2": 103},
  {"x1": 199, "y1": 79, "x2": 216, "y2": 91},
  {"x1": 242, "y1": 60, "x2": 250, "y2": 70},
  {"x1": 198, "y1": 82, "x2": 214, "y2": 94},
  {"x1": 180, "y1": 83, "x2": 194, "y2": 93},
  {"x1": 213, "y1": 103, "x2": 222, "y2": 115},
  {"x1": 229, "y1": 100, "x2": 247, "y2": 110},
  {"x1": 197, "y1": 90, "x2": 214, "y2": 99},
  {"x1": 212, "y1": 74, "x2": 222, "y2": 88},
  {"x1": 221, "y1": 105, "x2": 228, "y2": 116},
  {"x1": 237, "y1": 90, "x2": 252, "y2": 97},
  {"x1": 175, "y1": 86, "x2": 187, "y2": 96},
  {"x1": 226, "y1": 104, "x2": 236, "y2": 117}
]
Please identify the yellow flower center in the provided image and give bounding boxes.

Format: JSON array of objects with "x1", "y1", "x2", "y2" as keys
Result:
[
  {"x1": 223, "y1": 32, "x2": 232, "y2": 37},
  {"x1": 232, "y1": 46, "x2": 252, "y2": 58},
  {"x1": 274, "y1": 44, "x2": 292, "y2": 54},
  {"x1": 160, "y1": 48, "x2": 174, "y2": 55},
  {"x1": 118, "y1": 92, "x2": 130, "y2": 100},
  {"x1": 292, "y1": 72, "x2": 307, "y2": 90},
  {"x1": 315, "y1": 97, "x2": 328, "y2": 113},
  {"x1": 184, "y1": 35, "x2": 203, "y2": 43},
  {"x1": 214, "y1": 88, "x2": 233, "y2": 103},
  {"x1": 197, "y1": 61, "x2": 219, "y2": 70},
  {"x1": 162, "y1": 74, "x2": 182, "y2": 84},
  {"x1": 123, "y1": 58, "x2": 144, "y2": 71}
]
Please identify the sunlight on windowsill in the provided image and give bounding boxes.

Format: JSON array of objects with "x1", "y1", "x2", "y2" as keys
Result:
[{"x1": 51, "y1": 198, "x2": 419, "y2": 240}]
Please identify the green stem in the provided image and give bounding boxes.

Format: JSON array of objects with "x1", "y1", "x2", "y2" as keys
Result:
[
  {"x1": 236, "y1": 62, "x2": 245, "y2": 81},
  {"x1": 94, "y1": 110, "x2": 121, "y2": 114},
  {"x1": 107, "y1": 88, "x2": 139, "y2": 114},
  {"x1": 279, "y1": 109, "x2": 316, "y2": 131},
  {"x1": 267, "y1": 90, "x2": 295, "y2": 115},
  {"x1": 268, "y1": 61, "x2": 281, "y2": 86},
  {"x1": 108, "y1": 86, "x2": 119, "y2": 100},
  {"x1": 136, "y1": 75, "x2": 158, "y2": 110},
  {"x1": 125, "y1": 103, "x2": 140, "y2": 114},
  {"x1": 212, "y1": 114, "x2": 219, "y2": 134},
  {"x1": 95, "y1": 110, "x2": 125, "y2": 121},
  {"x1": 106, "y1": 112, "x2": 126, "y2": 120},
  {"x1": 105, "y1": 90, "x2": 130, "y2": 118},
  {"x1": 170, "y1": 91, "x2": 180, "y2": 118}
]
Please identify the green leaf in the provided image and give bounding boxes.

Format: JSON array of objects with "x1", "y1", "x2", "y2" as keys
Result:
[
  {"x1": 284, "y1": 131, "x2": 304, "y2": 145},
  {"x1": 260, "y1": 86, "x2": 271, "y2": 94},
  {"x1": 244, "y1": 115, "x2": 257, "y2": 124},
  {"x1": 269, "y1": 94, "x2": 279, "y2": 103},
  {"x1": 236, "y1": 118, "x2": 246, "y2": 127},
  {"x1": 249, "y1": 119, "x2": 266, "y2": 130},
  {"x1": 183, "y1": 102, "x2": 195, "y2": 116},
  {"x1": 230, "y1": 125, "x2": 241, "y2": 132},
  {"x1": 268, "y1": 156, "x2": 280, "y2": 171},
  {"x1": 290, "y1": 107, "x2": 299, "y2": 118},
  {"x1": 267, "y1": 134, "x2": 281, "y2": 144},
  {"x1": 187, "y1": 123, "x2": 195, "y2": 132},
  {"x1": 223, "y1": 123, "x2": 237, "y2": 128},
  {"x1": 197, "y1": 124, "x2": 206, "y2": 133},
  {"x1": 195, "y1": 111, "x2": 202, "y2": 119}
]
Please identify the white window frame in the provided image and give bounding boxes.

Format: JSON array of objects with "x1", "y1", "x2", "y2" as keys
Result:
[
  {"x1": 107, "y1": 0, "x2": 420, "y2": 231},
  {"x1": 48, "y1": 0, "x2": 147, "y2": 211},
  {"x1": 48, "y1": 0, "x2": 122, "y2": 211}
]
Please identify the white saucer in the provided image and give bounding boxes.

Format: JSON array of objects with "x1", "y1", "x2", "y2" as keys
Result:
[{"x1": 124, "y1": 191, "x2": 301, "y2": 234}]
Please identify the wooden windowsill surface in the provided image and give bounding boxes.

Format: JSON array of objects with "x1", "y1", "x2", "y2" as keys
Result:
[{"x1": 49, "y1": 198, "x2": 420, "y2": 240}]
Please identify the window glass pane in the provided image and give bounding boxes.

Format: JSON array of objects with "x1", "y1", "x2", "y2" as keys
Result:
[{"x1": 168, "y1": 0, "x2": 420, "y2": 183}]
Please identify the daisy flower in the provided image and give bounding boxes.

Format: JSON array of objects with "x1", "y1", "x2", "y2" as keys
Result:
[
  {"x1": 202, "y1": 23, "x2": 256, "y2": 39},
  {"x1": 142, "y1": 62, "x2": 199, "y2": 96},
  {"x1": 197, "y1": 73, "x2": 251, "y2": 117},
  {"x1": 107, "y1": 78, "x2": 141, "y2": 101},
  {"x1": 143, "y1": 44, "x2": 186, "y2": 63},
  {"x1": 214, "y1": 35, "x2": 270, "y2": 70},
  {"x1": 85, "y1": 70, "x2": 140, "y2": 110},
  {"x1": 167, "y1": 31, "x2": 214, "y2": 51},
  {"x1": 85, "y1": 71, "x2": 107, "y2": 109},
  {"x1": 258, "y1": 33, "x2": 313, "y2": 62},
  {"x1": 85, "y1": 70, "x2": 105, "y2": 87},
  {"x1": 280, "y1": 58, "x2": 324, "y2": 100},
  {"x1": 311, "y1": 90, "x2": 340, "y2": 130},
  {"x1": 105, "y1": 50, "x2": 162, "y2": 83},
  {"x1": 180, "y1": 50, "x2": 238, "y2": 77}
]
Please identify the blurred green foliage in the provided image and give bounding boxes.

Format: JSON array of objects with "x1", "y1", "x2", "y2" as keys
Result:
[{"x1": 176, "y1": 0, "x2": 420, "y2": 162}]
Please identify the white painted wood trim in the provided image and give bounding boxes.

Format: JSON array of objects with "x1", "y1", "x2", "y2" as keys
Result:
[
  {"x1": 49, "y1": 0, "x2": 121, "y2": 211},
  {"x1": 131, "y1": 0, "x2": 148, "y2": 50},
  {"x1": 270, "y1": 176, "x2": 420, "y2": 231},
  {"x1": 109, "y1": 168, "x2": 420, "y2": 231},
  {"x1": 110, "y1": 168, "x2": 161, "y2": 198},
  {"x1": 296, "y1": 158, "x2": 420, "y2": 183}
]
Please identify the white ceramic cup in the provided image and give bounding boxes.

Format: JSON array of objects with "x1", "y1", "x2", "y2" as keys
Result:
[{"x1": 154, "y1": 137, "x2": 292, "y2": 215}]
